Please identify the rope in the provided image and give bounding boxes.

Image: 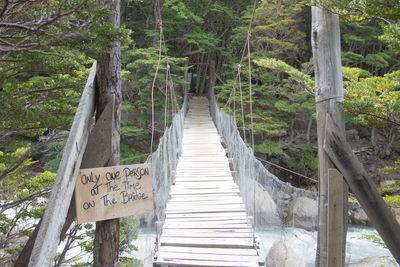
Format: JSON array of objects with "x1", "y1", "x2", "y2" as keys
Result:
[
  {"x1": 238, "y1": 65, "x2": 246, "y2": 142},
  {"x1": 164, "y1": 58, "x2": 169, "y2": 131},
  {"x1": 149, "y1": 18, "x2": 163, "y2": 156},
  {"x1": 255, "y1": 156, "x2": 318, "y2": 184},
  {"x1": 247, "y1": 31, "x2": 255, "y2": 150}
]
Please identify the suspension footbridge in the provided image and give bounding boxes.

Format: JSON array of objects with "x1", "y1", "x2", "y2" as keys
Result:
[{"x1": 153, "y1": 97, "x2": 262, "y2": 266}]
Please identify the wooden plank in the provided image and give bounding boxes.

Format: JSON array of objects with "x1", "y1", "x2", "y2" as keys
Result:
[
  {"x1": 166, "y1": 204, "x2": 245, "y2": 211},
  {"x1": 328, "y1": 168, "x2": 345, "y2": 266},
  {"x1": 167, "y1": 199, "x2": 244, "y2": 206},
  {"x1": 160, "y1": 237, "x2": 254, "y2": 248},
  {"x1": 169, "y1": 188, "x2": 240, "y2": 195},
  {"x1": 154, "y1": 258, "x2": 258, "y2": 267},
  {"x1": 162, "y1": 228, "x2": 254, "y2": 235},
  {"x1": 161, "y1": 231, "x2": 253, "y2": 239},
  {"x1": 165, "y1": 212, "x2": 248, "y2": 219},
  {"x1": 165, "y1": 208, "x2": 246, "y2": 215},
  {"x1": 29, "y1": 62, "x2": 97, "y2": 267},
  {"x1": 162, "y1": 223, "x2": 251, "y2": 229},
  {"x1": 168, "y1": 195, "x2": 241, "y2": 203},
  {"x1": 158, "y1": 246, "x2": 258, "y2": 256},
  {"x1": 155, "y1": 251, "x2": 259, "y2": 263}
]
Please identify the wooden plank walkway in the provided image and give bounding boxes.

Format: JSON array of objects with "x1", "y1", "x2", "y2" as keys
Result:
[{"x1": 153, "y1": 97, "x2": 262, "y2": 267}]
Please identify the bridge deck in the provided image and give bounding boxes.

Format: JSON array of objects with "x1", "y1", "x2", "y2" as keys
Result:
[{"x1": 153, "y1": 97, "x2": 261, "y2": 267}]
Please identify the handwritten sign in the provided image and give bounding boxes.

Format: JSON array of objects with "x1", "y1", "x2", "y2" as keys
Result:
[{"x1": 75, "y1": 164, "x2": 152, "y2": 224}]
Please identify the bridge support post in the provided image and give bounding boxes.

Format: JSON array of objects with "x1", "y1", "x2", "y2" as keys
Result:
[{"x1": 312, "y1": 5, "x2": 348, "y2": 266}]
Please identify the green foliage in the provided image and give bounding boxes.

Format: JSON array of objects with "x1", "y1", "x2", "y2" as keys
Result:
[
  {"x1": 378, "y1": 180, "x2": 400, "y2": 195},
  {"x1": 343, "y1": 68, "x2": 400, "y2": 128},
  {"x1": 251, "y1": 0, "x2": 309, "y2": 64},
  {"x1": 365, "y1": 53, "x2": 390, "y2": 68},
  {"x1": 255, "y1": 140, "x2": 283, "y2": 155},
  {"x1": 379, "y1": 159, "x2": 400, "y2": 174},
  {"x1": 254, "y1": 58, "x2": 315, "y2": 93},
  {"x1": 120, "y1": 143, "x2": 148, "y2": 165},
  {"x1": 0, "y1": 146, "x2": 56, "y2": 264},
  {"x1": 288, "y1": 146, "x2": 318, "y2": 171},
  {"x1": 119, "y1": 216, "x2": 139, "y2": 265},
  {"x1": 342, "y1": 52, "x2": 364, "y2": 66},
  {"x1": 383, "y1": 195, "x2": 400, "y2": 206},
  {"x1": 122, "y1": 46, "x2": 186, "y2": 134}
]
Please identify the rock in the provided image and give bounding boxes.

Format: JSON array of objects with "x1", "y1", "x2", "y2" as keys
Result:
[
  {"x1": 281, "y1": 153, "x2": 290, "y2": 166},
  {"x1": 266, "y1": 240, "x2": 306, "y2": 267},
  {"x1": 255, "y1": 184, "x2": 281, "y2": 226},
  {"x1": 345, "y1": 256, "x2": 396, "y2": 267},
  {"x1": 349, "y1": 203, "x2": 372, "y2": 226},
  {"x1": 391, "y1": 207, "x2": 400, "y2": 221},
  {"x1": 287, "y1": 196, "x2": 318, "y2": 231},
  {"x1": 358, "y1": 127, "x2": 371, "y2": 138},
  {"x1": 347, "y1": 129, "x2": 358, "y2": 139}
]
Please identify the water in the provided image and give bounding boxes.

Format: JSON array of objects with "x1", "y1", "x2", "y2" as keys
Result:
[
  {"x1": 257, "y1": 226, "x2": 393, "y2": 266},
  {"x1": 132, "y1": 225, "x2": 394, "y2": 266}
]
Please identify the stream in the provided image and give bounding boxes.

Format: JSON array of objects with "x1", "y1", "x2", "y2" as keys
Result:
[{"x1": 131, "y1": 225, "x2": 394, "y2": 266}]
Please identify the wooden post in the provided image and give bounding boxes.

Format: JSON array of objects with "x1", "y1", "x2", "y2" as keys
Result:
[
  {"x1": 324, "y1": 116, "x2": 400, "y2": 264},
  {"x1": 15, "y1": 99, "x2": 113, "y2": 267},
  {"x1": 311, "y1": 5, "x2": 348, "y2": 266},
  {"x1": 93, "y1": 0, "x2": 122, "y2": 266},
  {"x1": 27, "y1": 63, "x2": 97, "y2": 267}
]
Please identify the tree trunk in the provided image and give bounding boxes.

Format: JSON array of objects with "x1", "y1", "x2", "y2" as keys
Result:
[
  {"x1": 312, "y1": 5, "x2": 348, "y2": 266},
  {"x1": 306, "y1": 115, "x2": 313, "y2": 146},
  {"x1": 199, "y1": 53, "x2": 210, "y2": 95},
  {"x1": 93, "y1": 0, "x2": 122, "y2": 266}
]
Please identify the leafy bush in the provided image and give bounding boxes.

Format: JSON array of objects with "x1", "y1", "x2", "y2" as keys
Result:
[
  {"x1": 288, "y1": 145, "x2": 318, "y2": 171},
  {"x1": 255, "y1": 140, "x2": 282, "y2": 155}
]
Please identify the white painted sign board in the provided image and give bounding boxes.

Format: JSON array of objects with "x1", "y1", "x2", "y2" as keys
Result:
[{"x1": 75, "y1": 164, "x2": 153, "y2": 224}]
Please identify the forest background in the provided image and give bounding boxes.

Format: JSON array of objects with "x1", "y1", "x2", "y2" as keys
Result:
[{"x1": 0, "y1": 0, "x2": 399, "y2": 266}]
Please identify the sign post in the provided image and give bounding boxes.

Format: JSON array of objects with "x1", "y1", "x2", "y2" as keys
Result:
[{"x1": 75, "y1": 163, "x2": 152, "y2": 224}]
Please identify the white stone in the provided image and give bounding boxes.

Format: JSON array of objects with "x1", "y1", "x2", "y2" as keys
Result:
[
  {"x1": 292, "y1": 197, "x2": 318, "y2": 218},
  {"x1": 255, "y1": 184, "x2": 281, "y2": 225},
  {"x1": 266, "y1": 240, "x2": 306, "y2": 267},
  {"x1": 288, "y1": 196, "x2": 318, "y2": 230}
]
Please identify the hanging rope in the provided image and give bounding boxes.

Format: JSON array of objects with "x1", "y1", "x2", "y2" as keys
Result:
[
  {"x1": 247, "y1": 30, "x2": 255, "y2": 150},
  {"x1": 164, "y1": 57, "x2": 169, "y2": 131},
  {"x1": 238, "y1": 65, "x2": 246, "y2": 142},
  {"x1": 150, "y1": 18, "x2": 163, "y2": 156},
  {"x1": 151, "y1": 0, "x2": 180, "y2": 155},
  {"x1": 224, "y1": 0, "x2": 258, "y2": 139}
]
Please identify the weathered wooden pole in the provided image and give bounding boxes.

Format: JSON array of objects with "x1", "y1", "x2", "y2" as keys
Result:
[
  {"x1": 26, "y1": 63, "x2": 96, "y2": 267},
  {"x1": 93, "y1": 0, "x2": 122, "y2": 266},
  {"x1": 311, "y1": 5, "x2": 348, "y2": 266},
  {"x1": 324, "y1": 116, "x2": 400, "y2": 264}
]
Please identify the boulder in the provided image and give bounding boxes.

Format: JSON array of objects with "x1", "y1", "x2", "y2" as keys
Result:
[
  {"x1": 255, "y1": 184, "x2": 281, "y2": 226},
  {"x1": 266, "y1": 240, "x2": 306, "y2": 267},
  {"x1": 287, "y1": 196, "x2": 318, "y2": 231},
  {"x1": 346, "y1": 256, "x2": 396, "y2": 267},
  {"x1": 349, "y1": 203, "x2": 372, "y2": 226}
]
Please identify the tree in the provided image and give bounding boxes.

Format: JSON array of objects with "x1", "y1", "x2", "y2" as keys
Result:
[{"x1": 93, "y1": 0, "x2": 122, "y2": 266}]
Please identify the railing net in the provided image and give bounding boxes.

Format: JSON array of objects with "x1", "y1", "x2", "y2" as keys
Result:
[
  {"x1": 148, "y1": 92, "x2": 188, "y2": 223},
  {"x1": 209, "y1": 88, "x2": 318, "y2": 230}
]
